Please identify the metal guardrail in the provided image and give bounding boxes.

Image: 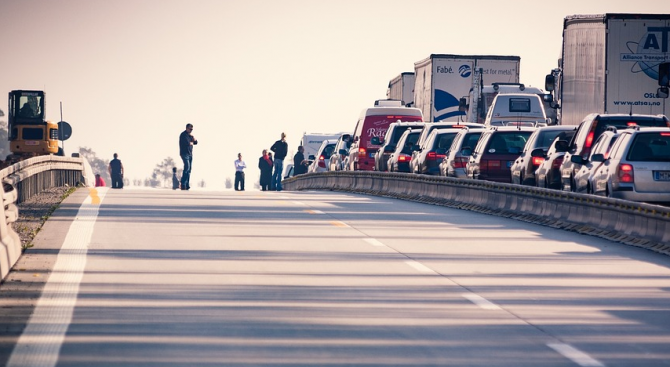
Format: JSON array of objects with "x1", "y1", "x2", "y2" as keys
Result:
[
  {"x1": 283, "y1": 171, "x2": 670, "y2": 256},
  {"x1": 0, "y1": 156, "x2": 94, "y2": 280}
]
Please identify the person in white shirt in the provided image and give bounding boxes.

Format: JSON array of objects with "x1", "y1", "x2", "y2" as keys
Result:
[{"x1": 234, "y1": 153, "x2": 247, "y2": 191}]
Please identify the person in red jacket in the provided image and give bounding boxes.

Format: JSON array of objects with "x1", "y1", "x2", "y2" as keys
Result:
[{"x1": 95, "y1": 174, "x2": 106, "y2": 187}]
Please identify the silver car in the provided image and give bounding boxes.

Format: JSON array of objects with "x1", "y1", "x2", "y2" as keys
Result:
[
  {"x1": 590, "y1": 127, "x2": 670, "y2": 203},
  {"x1": 570, "y1": 128, "x2": 620, "y2": 194},
  {"x1": 440, "y1": 127, "x2": 484, "y2": 178}
]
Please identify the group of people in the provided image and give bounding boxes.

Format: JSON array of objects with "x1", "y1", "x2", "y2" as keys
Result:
[
  {"x1": 94, "y1": 153, "x2": 125, "y2": 189},
  {"x1": 239, "y1": 132, "x2": 289, "y2": 191}
]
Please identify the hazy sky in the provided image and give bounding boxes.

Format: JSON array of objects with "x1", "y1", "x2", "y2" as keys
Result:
[{"x1": 2, "y1": 0, "x2": 670, "y2": 189}]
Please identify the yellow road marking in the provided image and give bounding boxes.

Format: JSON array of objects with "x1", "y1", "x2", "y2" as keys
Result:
[
  {"x1": 89, "y1": 188, "x2": 100, "y2": 205},
  {"x1": 329, "y1": 221, "x2": 348, "y2": 227}
]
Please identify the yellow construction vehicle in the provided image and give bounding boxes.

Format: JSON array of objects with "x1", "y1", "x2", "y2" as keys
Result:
[{"x1": 7, "y1": 90, "x2": 59, "y2": 157}]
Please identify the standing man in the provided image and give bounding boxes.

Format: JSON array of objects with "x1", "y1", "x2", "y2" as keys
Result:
[
  {"x1": 108, "y1": 153, "x2": 124, "y2": 189},
  {"x1": 293, "y1": 145, "x2": 308, "y2": 176},
  {"x1": 270, "y1": 132, "x2": 288, "y2": 191},
  {"x1": 234, "y1": 153, "x2": 247, "y2": 191},
  {"x1": 179, "y1": 123, "x2": 197, "y2": 190}
]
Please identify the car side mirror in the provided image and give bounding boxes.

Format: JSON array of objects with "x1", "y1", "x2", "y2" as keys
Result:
[
  {"x1": 591, "y1": 153, "x2": 605, "y2": 162},
  {"x1": 308, "y1": 155, "x2": 315, "y2": 160},
  {"x1": 371, "y1": 137, "x2": 381, "y2": 145},
  {"x1": 338, "y1": 149, "x2": 348, "y2": 156},
  {"x1": 384, "y1": 145, "x2": 395, "y2": 153},
  {"x1": 411, "y1": 144, "x2": 420, "y2": 152},
  {"x1": 530, "y1": 148, "x2": 546, "y2": 158},
  {"x1": 570, "y1": 155, "x2": 584, "y2": 165}
]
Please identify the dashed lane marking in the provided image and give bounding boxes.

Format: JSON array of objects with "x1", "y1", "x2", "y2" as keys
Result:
[
  {"x1": 304, "y1": 210, "x2": 325, "y2": 214},
  {"x1": 405, "y1": 260, "x2": 435, "y2": 274},
  {"x1": 363, "y1": 238, "x2": 386, "y2": 247},
  {"x1": 329, "y1": 221, "x2": 349, "y2": 227},
  {"x1": 462, "y1": 293, "x2": 501, "y2": 310},
  {"x1": 547, "y1": 343, "x2": 605, "y2": 367}
]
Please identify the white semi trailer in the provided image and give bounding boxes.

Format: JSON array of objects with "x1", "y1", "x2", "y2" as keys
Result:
[{"x1": 545, "y1": 13, "x2": 670, "y2": 125}]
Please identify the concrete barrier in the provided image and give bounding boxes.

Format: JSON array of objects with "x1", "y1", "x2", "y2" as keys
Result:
[{"x1": 283, "y1": 171, "x2": 670, "y2": 256}]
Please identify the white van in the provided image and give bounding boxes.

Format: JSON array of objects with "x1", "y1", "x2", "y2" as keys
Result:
[{"x1": 484, "y1": 93, "x2": 550, "y2": 127}]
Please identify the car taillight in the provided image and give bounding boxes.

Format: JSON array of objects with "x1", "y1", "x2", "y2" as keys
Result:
[
  {"x1": 617, "y1": 163, "x2": 634, "y2": 183},
  {"x1": 398, "y1": 154, "x2": 411, "y2": 162},
  {"x1": 452, "y1": 157, "x2": 468, "y2": 169},
  {"x1": 585, "y1": 131, "x2": 594, "y2": 149},
  {"x1": 358, "y1": 147, "x2": 366, "y2": 157},
  {"x1": 552, "y1": 156, "x2": 563, "y2": 169},
  {"x1": 318, "y1": 155, "x2": 326, "y2": 168},
  {"x1": 532, "y1": 156, "x2": 544, "y2": 167},
  {"x1": 427, "y1": 151, "x2": 446, "y2": 161}
]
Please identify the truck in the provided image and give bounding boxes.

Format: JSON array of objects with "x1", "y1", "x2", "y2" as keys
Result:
[
  {"x1": 386, "y1": 72, "x2": 415, "y2": 106},
  {"x1": 413, "y1": 54, "x2": 521, "y2": 122},
  {"x1": 545, "y1": 14, "x2": 670, "y2": 125}
]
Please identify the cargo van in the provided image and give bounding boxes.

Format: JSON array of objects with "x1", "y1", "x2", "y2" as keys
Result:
[
  {"x1": 347, "y1": 100, "x2": 423, "y2": 171},
  {"x1": 484, "y1": 93, "x2": 550, "y2": 127}
]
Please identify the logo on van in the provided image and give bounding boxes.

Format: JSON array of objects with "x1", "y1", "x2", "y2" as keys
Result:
[{"x1": 459, "y1": 65, "x2": 472, "y2": 78}]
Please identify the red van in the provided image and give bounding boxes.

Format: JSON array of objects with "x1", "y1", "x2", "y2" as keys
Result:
[{"x1": 347, "y1": 100, "x2": 423, "y2": 171}]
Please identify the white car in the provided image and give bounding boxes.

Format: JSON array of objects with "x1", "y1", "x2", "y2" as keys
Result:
[{"x1": 308, "y1": 139, "x2": 337, "y2": 173}]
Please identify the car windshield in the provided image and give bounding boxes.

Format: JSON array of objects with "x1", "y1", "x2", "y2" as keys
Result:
[
  {"x1": 400, "y1": 133, "x2": 421, "y2": 154},
  {"x1": 627, "y1": 132, "x2": 670, "y2": 162},
  {"x1": 461, "y1": 132, "x2": 482, "y2": 151},
  {"x1": 434, "y1": 133, "x2": 457, "y2": 150},
  {"x1": 539, "y1": 130, "x2": 571, "y2": 147},
  {"x1": 322, "y1": 144, "x2": 336, "y2": 158},
  {"x1": 486, "y1": 132, "x2": 533, "y2": 155}
]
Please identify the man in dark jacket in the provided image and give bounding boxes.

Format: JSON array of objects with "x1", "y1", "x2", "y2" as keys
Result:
[
  {"x1": 293, "y1": 145, "x2": 308, "y2": 176},
  {"x1": 108, "y1": 153, "x2": 124, "y2": 189},
  {"x1": 270, "y1": 132, "x2": 288, "y2": 191},
  {"x1": 179, "y1": 123, "x2": 198, "y2": 190}
]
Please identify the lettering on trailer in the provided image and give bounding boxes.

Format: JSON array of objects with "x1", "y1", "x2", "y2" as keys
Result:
[
  {"x1": 621, "y1": 26, "x2": 670, "y2": 81},
  {"x1": 436, "y1": 65, "x2": 454, "y2": 74}
]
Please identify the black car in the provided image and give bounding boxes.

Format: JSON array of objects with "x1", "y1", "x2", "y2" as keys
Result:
[{"x1": 510, "y1": 126, "x2": 576, "y2": 186}]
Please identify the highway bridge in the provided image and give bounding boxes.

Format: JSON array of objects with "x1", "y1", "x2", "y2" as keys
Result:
[{"x1": 1, "y1": 187, "x2": 669, "y2": 366}]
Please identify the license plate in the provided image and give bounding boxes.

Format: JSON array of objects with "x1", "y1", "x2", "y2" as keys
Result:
[
  {"x1": 369, "y1": 153, "x2": 375, "y2": 158},
  {"x1": 25, "y1": 141, "x2": 39, "y2": 146},
  {"x1": 507, "y1": 161, "x2": 513, "y2": 168},
  {"x1": 654, "y1": 171, "x2": 670, "y2": 181}
]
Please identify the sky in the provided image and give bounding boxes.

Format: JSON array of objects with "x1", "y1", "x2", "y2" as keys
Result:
[{"x1": 2, "y1": 0, "x2": 670, "y2": 189}]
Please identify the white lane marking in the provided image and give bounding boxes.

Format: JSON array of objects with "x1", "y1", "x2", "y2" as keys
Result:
[
  {"x1": 8, "y1": 188, "x2": 108, "y2": 367},
  {"x1": 305, "y1": 209, "x2": 325, "y2": 214},
  {"x1": 280, "y1": 196, "x2": 290, "y2": 199},
  {"x1": 462, "y1": 293, "x2": 501, "y2": 310},
  {"x1": 405, "y1": 260, "x2": 435, "y2": 274},
  {"x1": 364, "y1": 238, "x2": 386, "y2": 247},
  {"x1": 291, "y1": 201, "x2": 305, "y2": 206},
  {"x1": 547, "y1": 343, "x2": 605, "y2": 367}
]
